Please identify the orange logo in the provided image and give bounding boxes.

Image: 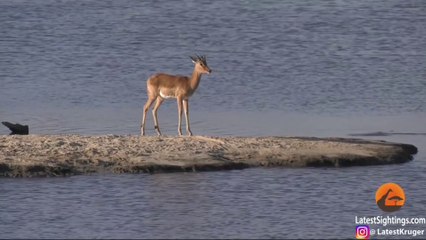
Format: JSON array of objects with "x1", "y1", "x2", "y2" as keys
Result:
[{"x1": 375, "y1": 183, "x2": 405, "y2": 212}]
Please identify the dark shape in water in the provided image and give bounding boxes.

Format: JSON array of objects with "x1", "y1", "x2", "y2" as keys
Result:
[{"x1": 2, "y1": 122, "x2": 29, "y2": 135}]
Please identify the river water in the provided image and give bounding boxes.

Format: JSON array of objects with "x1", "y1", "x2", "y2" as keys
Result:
[{"x1": 1, "y1": 0, "x2": 425, "y2": 238}]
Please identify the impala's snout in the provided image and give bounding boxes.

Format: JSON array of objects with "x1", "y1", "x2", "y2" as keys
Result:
[{"x1": 203, "y1": 67, "x2": 211, "y2": 74}]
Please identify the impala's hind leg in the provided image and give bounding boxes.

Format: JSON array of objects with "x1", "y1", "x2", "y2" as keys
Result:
[
  {"x1": 152, "y1": 97, "x2": 164, "y2": 136},
  {"x1": 141, "y1": 96, "x2": 155, "y2": 136}
]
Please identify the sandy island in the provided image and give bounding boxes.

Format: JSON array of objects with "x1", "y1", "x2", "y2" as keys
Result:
[{"x1": 0, "y1": 135, "x2": 418, "y2": 177}]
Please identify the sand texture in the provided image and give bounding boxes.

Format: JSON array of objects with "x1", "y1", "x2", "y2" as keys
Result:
[{"x1": 0, "y1": 135, "x2": 418, "y2": 177}]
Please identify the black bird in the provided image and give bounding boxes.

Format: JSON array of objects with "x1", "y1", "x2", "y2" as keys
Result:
[{"x1": 2, "y1": 122, "x2": 29, "y2": 135}]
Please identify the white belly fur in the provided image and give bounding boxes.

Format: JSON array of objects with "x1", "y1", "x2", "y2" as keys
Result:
[{"x1": 159, "y1": 91, "x2": 174, "y2": 99}]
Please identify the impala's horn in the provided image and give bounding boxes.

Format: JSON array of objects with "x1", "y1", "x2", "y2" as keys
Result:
[
  {"x1": 190, "y1": 55, "x2": 206, "y2": 63},
  {"x1": 190, "y1": 55, "x2": 197, "y2": 62}
]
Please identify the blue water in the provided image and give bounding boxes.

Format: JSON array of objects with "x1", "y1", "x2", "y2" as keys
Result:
[{"x1": 1, "y1": 0, "x2": 425, "y2": 238}]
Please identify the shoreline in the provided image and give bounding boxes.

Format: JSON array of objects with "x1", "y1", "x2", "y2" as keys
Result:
[{"x1": 0, "y1": 135, "x2": 418, "y2": 177}]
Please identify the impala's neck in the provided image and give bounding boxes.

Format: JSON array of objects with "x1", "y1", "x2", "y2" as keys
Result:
[{"x1": 190, "y1": 68, "x2": 202, "y2": 91}]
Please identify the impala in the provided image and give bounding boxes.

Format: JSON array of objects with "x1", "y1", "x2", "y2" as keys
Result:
[{"x1": 140, "y1": 55, "x2": 212, "y2": 136}]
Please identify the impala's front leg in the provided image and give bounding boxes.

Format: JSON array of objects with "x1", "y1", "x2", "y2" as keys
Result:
[
  {"x1": 183, "y1": 99, "x2": 192, "y2": 136},
  {"x1": 177, "y1": 97, "x2": 183, "y2": 136}
]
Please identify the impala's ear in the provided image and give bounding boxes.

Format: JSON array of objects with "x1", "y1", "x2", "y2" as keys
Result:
[{"x1": 190, "y1": 56, "x2": 197, "y2": 63}]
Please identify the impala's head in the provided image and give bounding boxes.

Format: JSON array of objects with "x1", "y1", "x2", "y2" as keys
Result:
[{"x1": 190, "y1": 55, "x2": 212, "y2": 74}]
